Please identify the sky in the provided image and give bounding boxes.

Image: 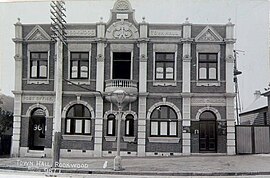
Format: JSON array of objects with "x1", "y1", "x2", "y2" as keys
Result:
[{"x1": 0, "y1": 0, "x2": 269, "y2": 110}]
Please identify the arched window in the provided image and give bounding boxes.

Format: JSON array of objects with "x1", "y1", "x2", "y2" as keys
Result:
[
  {"x1": 65, "y1": 104, "x2": 91, "y2": 135},
  {"x1": 200, "y1": 111, "x2": 216, "y2": 121},
  {"x1": 107, "y1": 114, "x2": 116, "y2": 136},
  {"x1": 150, "y1": 105, "x2": 177, "y2": 137},
  {"x1": 125, "y1": 114, "x2": 134, "y2": 136}
]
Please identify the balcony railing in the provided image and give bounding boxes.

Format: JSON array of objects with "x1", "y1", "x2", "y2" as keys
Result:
[{"x1": 105, "y1": 79, "x2": 138, "y2": 93}]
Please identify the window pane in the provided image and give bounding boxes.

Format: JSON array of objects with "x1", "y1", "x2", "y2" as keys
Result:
[
  {"x1": 156, "y1": 53, "x2": 164, "y2": 61},
  {"x1": 80, "y1": 61, "x2": 88, "y2": 78},
  {"x1": 151, "y1": 109, "x2": 159, "y2": 119},
  {"x1": 31, "y1": 53, "x2": 39, "y2": 59},
  {"x1": 71, "y1": 61, "x2": 78, "y2": 78},
  {"x1": 71, "y1": 53, "x2": 80, "y2": 59},
  {"x1": 170, "y1": 109, "x2": 177, "y2": 119},
  {"x1": 166, "y1": 63, "x2": 173, "y2": 79},
  {"x1": 81, "y1": 53, "x2": 88, "y2": 59},
  {"x1": 209, "y1": 63, "x2": 217, "y2": 79},
  {"x1": 170, "y1": 122, "x2": 177, "y2": 136},
  {"x1": 126, "y1": 120, "x2": 130, "y2": 135},
  {"x1": 156, "y1": 67, "x2": 164, "y2": 79},
  {"x1": 66, "y1": 119, "x2": 71, "y2": 133},
  {"x1": 108, "y1": 120, "x2": 113, "y2": 135},
  {"x1": 84, "y1": 120, "x2": 91, "y2": 134},
  {"x1": 40, "y1": 53, "x2": 48, "y2": 59},
  {"x1": 75, "y1": 120, "x2": 82, "y2": 133},
  {"x1": 199, "y1": 67, "x2": 207, "y2": 79},
  {"x1": 209, "y1": 54, "x2": 217, "y2": 61},
  {"x1": 160, "y1": 107, "x2": 168, "y2": 119},
  {"x1": 199, "y1": 54, "x2": 207, "y2": 61},
  {"x1": 31, "y1": 61, "x2": 37, "y2": 78},
  {"x1": 151, "y1": 122, "x2": 158, "y2": 135},
  {"x1": 166, "y1": 54, "x2": 174, "y2": 60},
  {"x1": 39, "y1": 61, "x2": 47, "y2": 77},
  {"x1": 160, "y1": 122, "x2": 168, "y2": 135}
]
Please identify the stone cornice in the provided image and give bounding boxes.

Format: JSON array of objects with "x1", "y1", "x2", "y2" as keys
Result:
[
  {"x1": 137, "y1": 38, "x2": 150, "y2": 43},
  {"x1": 22, "y1": 91, "x2": 55, "y2": 95},
  {"x1": 181, "y1": 38, "x2": 194, "y2": 43},
  {"x1": 12, "y1": 38, "x2": 23, "y2": 43},
  {"x1": 224, "y1": 38, "x2": 236, "y2": 44}
]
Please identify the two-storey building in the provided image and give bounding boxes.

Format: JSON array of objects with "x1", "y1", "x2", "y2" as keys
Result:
[{"x1": 11, "y1": 0, "x2": 236, "y2": 157}]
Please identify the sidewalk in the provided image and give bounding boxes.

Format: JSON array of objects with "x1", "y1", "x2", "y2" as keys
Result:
[{"x1": 0, "y1": 154, "x2": 270, "y2": 176}]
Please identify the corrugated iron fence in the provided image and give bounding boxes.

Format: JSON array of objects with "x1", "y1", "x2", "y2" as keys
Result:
[{"x1": 236, "y1": 125, "x2": 270, "y2": 154}]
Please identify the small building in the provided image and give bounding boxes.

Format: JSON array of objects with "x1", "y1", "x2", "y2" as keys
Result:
[
  {"x1": 240, "y1": 91, "x2": 269, "y2": 125},
  {"x1": 11, "y1": 0, "x2": 236, "y2": 157}
]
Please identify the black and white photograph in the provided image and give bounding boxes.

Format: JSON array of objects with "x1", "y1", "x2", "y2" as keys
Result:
[{"x1": 0, "y1": 0, "x2": 270, "y2": 177}]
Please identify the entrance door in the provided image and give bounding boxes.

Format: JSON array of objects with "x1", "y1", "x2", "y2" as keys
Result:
[
  {"x1": 199, "y1": 121, "x2": 216, "y2": 152},
  {"x1": 29, "y1": 108, "x2": 46, "y2": 150}
]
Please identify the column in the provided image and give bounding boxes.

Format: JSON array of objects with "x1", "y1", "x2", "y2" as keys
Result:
[
  {"x1": 182, "y1": 18, "x2": 192, "y2": 155},
  {"x1": 225, "y1": 20, "x2": 236, "y2": 155},
  {"x1": 94, "y1": 20, "x2": 106, "y2": 157},
  {"x1": 137, "y1": 19, "x2": 148, "y2": 157},
  {"x1": 11, "y1": 19, "x2": 23, "y2": 157}
]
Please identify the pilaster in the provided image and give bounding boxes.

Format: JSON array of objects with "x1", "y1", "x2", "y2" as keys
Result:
[
  {"x1": 137, "y1": 21, "x2": 148, "y2": 157},
  {"x1": 181, "y1": 19, "x2": 192, "y2": 155},
  {"x1": 225, "y1": 20, "x2": 235, "y2": 93},
  {"x1": 225, "y1": 20, "x2": 236, "y2": 155},
  {"x1": 94, "y1": 21, "x2": 106, "y2": 157},
  {"x1": 11, "y1": 20, "x2": 23, "y2": 157},
  {"x1": 226, "y1": 97, "x2": 236, "y2": 155}
]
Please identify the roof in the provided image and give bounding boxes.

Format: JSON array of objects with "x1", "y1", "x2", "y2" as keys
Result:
[{"x1": 240, "y1": 95, "x2": 267, "y2": 114}]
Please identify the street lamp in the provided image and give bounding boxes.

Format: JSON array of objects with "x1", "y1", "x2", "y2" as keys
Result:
[{"x1": 108, "y1": 89, "x2": 127, "y2": 171}]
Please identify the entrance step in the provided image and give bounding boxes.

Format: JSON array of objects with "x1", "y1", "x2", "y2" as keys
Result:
[{"x1": 25, "y1": 150, "x2": 45, "y2": 158}]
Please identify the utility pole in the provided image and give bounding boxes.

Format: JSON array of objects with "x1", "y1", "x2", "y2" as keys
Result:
[
  {"x1": 233, "y1": 50, "x2": 243, "y2": 125},
  {"x1": 50, "y1": 0, "x2": 66, "y2": 168}
]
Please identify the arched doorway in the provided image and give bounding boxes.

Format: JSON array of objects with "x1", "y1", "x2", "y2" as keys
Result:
[
  {"x1": 199, "y1": 111, "x2": 217, "y2": 152},
  {"x1": 28, "y1": 108, "x2": 46, "y2": 150}
]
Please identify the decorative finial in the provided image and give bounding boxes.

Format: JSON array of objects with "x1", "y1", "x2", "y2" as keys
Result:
[
  {"x1": 142, "y1": 16, "x2": 146, "y2": 22},
  {"x1": 227, "y1": 17, "x2": 232, "y2": 25},
  {"x1": 16, "y1": 17, "x2": 21, "y2": 24},
  {"x1": 100, "y1": 17, "x2": 103, "y2": 22},
  {"x1": 185, "y1": 17, "x2": 189, "y2": 23}
]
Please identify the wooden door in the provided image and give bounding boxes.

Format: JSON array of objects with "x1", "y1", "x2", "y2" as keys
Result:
[{"x1": 199, "y1": 121, "x2": 216, "y2": 152}]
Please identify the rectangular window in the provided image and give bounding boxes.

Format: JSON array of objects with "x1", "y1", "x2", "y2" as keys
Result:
[
  {"x1": 155, "y1": 53, "x2": 175, "y2": 80},
  {"x1": 113, "y1": 52, "x2": 131, "y2": 79},
  {"x1": 84, "y1": 120, "x2": 91, "y2": 134},
  {"x1": 75, "y1": 120, "x2": 82, "y2": 133},
  {"x1": 151, "y1": 122, "x2": 158, "y2": 136},
  {"x1": 30, "y1": 52, "x2": 48, "y2": 79},
  {"x1": 70, "y1": 52, "x2": 89, "y2": 79},
  {"x1": 198, "y1": 53, "x2": 218, "y2": 80},
  {"x1": 107, "y1": 119, "x2": 114, "y2": 136}
]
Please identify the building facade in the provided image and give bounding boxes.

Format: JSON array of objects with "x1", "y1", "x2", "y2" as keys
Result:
[
  {"x1": 11, "y1": 0, "x2": 236, "y2": 157},
  {"x1": 240, "y1": 90, "x2": 269, "y2": 125}
]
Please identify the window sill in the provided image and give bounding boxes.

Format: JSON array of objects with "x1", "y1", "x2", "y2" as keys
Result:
[
  {"x1": 148, "y1": 137, "x2": 180, "y2": 143},
  {"x1": 27, "y1": 79, "x2": 49, "y2": 85},
  {"x1": 123, "y1": 136, "x2": 135, "y2": 143},
  {"x1": 104, "y1": 136, "x2": 116, "y2": 142},
  {"x1": 196, "y1": 81, "x2": 220, "y2": 87},
  {"x1": 62, "y1": 135, "x2": 92, "y2": 141},
  {"x1": 67, "y1": 79, "x2": 91, "y2": 85},
  {"x1": 153, "y1": 81, "x2": 176, "y2": 87}
]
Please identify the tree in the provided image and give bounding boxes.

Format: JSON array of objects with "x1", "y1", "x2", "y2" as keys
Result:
[{"x1": 0, "y1": 108, "x2": 13, "y2": 136}]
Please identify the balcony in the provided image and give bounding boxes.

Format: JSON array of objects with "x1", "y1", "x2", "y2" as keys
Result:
[{"x1": 104, "y1": 79, "x2": 138, "y2": 103}]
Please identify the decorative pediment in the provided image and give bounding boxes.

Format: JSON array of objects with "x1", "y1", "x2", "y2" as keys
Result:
[
  {"x1": 106, "y1": 20, "x2": 139, "y2": 39},
  {"x1": 25, "y1": 25, "x2": 51, "y2": 41},
  {"x1": 113, "y1": 0, "x2": 132, "y2": 12},
  {"x1": 195, "y1": 26, "x2": 223, "y2": 42}
]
